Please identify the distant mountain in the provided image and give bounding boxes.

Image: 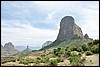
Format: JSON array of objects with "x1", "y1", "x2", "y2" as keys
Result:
[
  {"x1": 14, "y1": 45, "x2": 33, "y2": 57},
  {"x1": 15, "y1": 45, "x2": 41, "y2": 51},
  {"x1": 22, "y1": 45, "x2": 32, "y2": 53},
  {"x1": 1, "y1": 42, "x2": 19, "y2": 57}
]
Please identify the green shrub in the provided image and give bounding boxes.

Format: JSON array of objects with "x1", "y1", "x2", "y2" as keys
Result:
[
  {"x1": 41, "y1": 56, "x2": 50, "y2": 63},
  {"x1": 71, "y1": 46, "x2": 77, "y2": 51},
  {"x1": 91, "y1": 45, "x2": 99, "y2": 53},
  {"x1": 37, "y1": 56, "x2": 41, "y2": 60},
  {"x1": 57, "y1": 58, "x2": 63, "y2": 62},
  {"x1": 93, "y1": 39, "x2": 99, "y2": 45},
  {"x1": 19, "y1": 61, "x2": 29, "y2": 65},
  {"x1": 82, "y1": 44, "x2": 89, "y2": 51},
  {"x1": 36, "y1": 59, "x2": 41, "y2": 64},
  {"x1": 3, "y1": 59, "x2": 16, "y2": 63},
  {"x1": 65, "y1": 47, "x2": 69, "y2": 51},
  {"x1": 78, "y1": 52, "x2": 82, "y2": 57},
  {"x1": 77, "y1": 47, "x2": 83, "y2": 52},
  {"x1": 53, "y1": 47, "x2": 64, "y2": 57},
  {"x1": 28, "y1": 60, "x2": 34, "y2": 63},
  {"x1": 85, "y1": 51, "x2": 93, "y2": 56},
  {"x1": 69, "y1": 53, "x2": 82, "y2": 66},
  {"x1": 50, "y1": 59, "x2": 58, "y2": 66}
]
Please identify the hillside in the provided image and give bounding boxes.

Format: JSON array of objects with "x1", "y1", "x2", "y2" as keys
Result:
[{"x1": 41, "y1": 37, "x2": 93, "y2": 50}]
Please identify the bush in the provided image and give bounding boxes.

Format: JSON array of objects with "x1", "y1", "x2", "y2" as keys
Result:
[
  {"x1": 36, "y1": 59, "x2": 41, "y2": 64},
  {"x1": 82, "y1": 44, "x2": 89, "y2": 51},
  {"x1": 71, "y1": 46, "x2": 77, "y2": 51},
  {"x1": 93, "y1": 39, "x2": 99, "y2": 45},
  {"x1": 85, "y1": 51, "x2": 93, "y2": 56},
  {"x1": 19, "y1": 61, "x2": 29, "y2": 65},
  {"x1": 41, "y1": 56, "x2": 50, "y2": 63},
  {"x1": 50, "y1": 59, "x2": 58, "y2": 66},
  {"x1": 3, "y1": 59, "x2": 16, "y2": 63},
  {"x1": 78, "y1": 52, "x2": 82, "y2": 57},
  {"x1": 64, "y1": 48, "x2": 71, "y2": 57},
  {"x1": 27, "y1": 60, "x2": 34, "y2": 63},
  {"x1": 77, "y1": 47, "x2": 83, "y2": 52},
  {"x1": 57, "y1": 58, "x2": 63, "y2": 62},
  {"x1": 69, "y1": 53, "x2": 82, "y2": 66},
  {"x1": 37, "y1": 56, "x2": 41, "y2": 60},
  {"x1": 91, "y1": 45, "x2": 99, "y2": 53},
  {"x1": 53, "y1": 47, "x2": 64, "y2": 57},
  {"x1": 65, "y1": 47, "x2": 69, "y2": 51}
]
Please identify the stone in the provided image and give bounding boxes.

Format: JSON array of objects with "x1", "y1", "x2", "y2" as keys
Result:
[
  {"x1": 42, "y1": 41, "x2": 53, "y2": 48},
  {"x1": 56, "y1": 16, "x2": 83, "y2": 41},
  {"x1": 84, "y1": 33, "x2": 90, "y2": 39},
  {"x1": 4, "y1": 42, "x2": 14, "y2": 49}
]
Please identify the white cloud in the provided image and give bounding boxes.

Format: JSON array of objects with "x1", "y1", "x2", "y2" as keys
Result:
[{"x1": 1, "y1": 20, "x2": 59, "y2": 46}]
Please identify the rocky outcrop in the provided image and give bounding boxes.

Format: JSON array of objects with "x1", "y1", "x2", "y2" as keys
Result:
[
  {"x1": 4, "y1": 42, "x2": 14, "y2": 49},
  {"x1": 42, "y1": 41, "x2": 53, "y2": 48},
  {"x1": 22, "y1": 45, "x2": 32, "y2": 53},
  {"x1": 56, "y1": 16, "x2": 83, "y2": 41},
  {"x1": 84, "y1": 33, "x2": 90, "y2": 39}
]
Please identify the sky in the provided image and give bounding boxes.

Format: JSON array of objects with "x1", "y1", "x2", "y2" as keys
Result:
[{"x1": 1, "y1": 1, "x2": 99, "y2": 49}]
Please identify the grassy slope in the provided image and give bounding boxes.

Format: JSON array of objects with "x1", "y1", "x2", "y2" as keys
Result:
[{"x1": 40, "y1": 37, "x2": 92, "y2": 50}]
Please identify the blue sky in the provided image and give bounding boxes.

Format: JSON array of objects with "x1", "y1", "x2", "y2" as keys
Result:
[{"x1": 1, "y1": 1, "x2": 99, "y2": 49}]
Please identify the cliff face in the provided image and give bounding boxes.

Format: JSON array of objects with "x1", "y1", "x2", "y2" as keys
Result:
[{"x1": 56, "y1": 16, "x2": 83, "y2": 41}]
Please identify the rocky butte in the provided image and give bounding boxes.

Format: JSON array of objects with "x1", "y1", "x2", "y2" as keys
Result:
[
  {"x1": 41, "y1": 16, "x2": 84, "y2": 50},
  {"x1": 56, "y1": 16, "x2": 83, "y2": 41}
]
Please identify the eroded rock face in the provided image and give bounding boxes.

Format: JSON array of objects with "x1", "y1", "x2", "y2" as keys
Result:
[
  {"x1": 42, "y1": 41, "x2": 53, "y2": 48},
  {"x1": 4, "y1": 42, "x2": 14, "y2": 49},
  {"x1": 56, "y1": 16, "x2": 83, "y2": 41}
]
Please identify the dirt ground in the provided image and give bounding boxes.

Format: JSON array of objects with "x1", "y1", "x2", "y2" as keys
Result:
[{"x1": 83, "y1": 54, "x2": 99, "y2": 66}]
